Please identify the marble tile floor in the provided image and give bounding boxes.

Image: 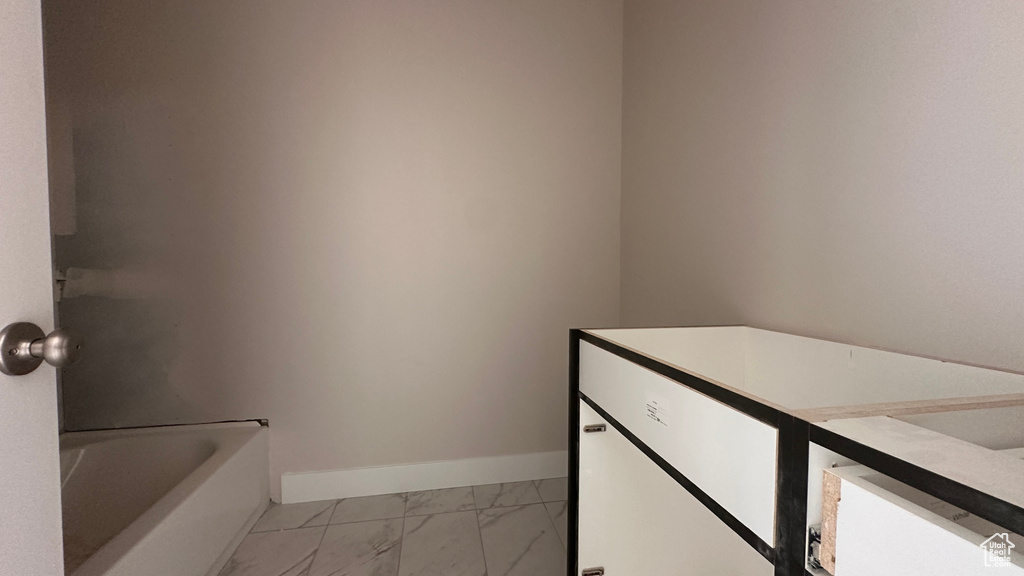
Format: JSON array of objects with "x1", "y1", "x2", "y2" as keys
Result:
[{"x1": 220, "y1": 477, "x2": 569, "y2": 576}]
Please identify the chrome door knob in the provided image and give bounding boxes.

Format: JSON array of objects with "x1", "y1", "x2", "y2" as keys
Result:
[
  {"x1": 32, "y1": 327, "x2": 82, "y2": 367},
  {"x1": 0, "y1": 322, "x2": 82, "y2": 376}
]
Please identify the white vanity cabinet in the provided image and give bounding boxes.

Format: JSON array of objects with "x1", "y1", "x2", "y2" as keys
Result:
[
  {"x1": 569, "y1": 327, "x2": 1024, "y2": 576},
  {"x1": 577, "y1": 400, "x2": 772, "y2": 576}
]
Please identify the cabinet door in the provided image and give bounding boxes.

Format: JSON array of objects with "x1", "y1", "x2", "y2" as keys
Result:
[{"x1": 577, "y1": 400, "x2": 772, "y2": 575}]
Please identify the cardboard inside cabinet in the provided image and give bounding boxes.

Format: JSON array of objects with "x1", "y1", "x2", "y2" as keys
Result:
[{"x1": 820, "y1": 471, "x2": 841, "y2": 574}]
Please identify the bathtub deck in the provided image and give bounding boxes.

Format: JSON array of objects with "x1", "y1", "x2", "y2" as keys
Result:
[{"x1": 218, "y1": 478, "x2": 568, "y2": 576}]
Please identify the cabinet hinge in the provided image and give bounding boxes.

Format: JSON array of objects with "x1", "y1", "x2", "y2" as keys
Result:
[{"x1": 807, "y1": 524, "x2": 823, "y2": 571}]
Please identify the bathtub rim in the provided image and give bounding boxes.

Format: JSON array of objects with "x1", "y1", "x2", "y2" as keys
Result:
[{"x1": 61, "y1": 421, "x2": 267, "y2": 576}]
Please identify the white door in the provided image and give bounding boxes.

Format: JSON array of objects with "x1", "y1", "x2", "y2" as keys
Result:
[{"x1": 0, "y1": 0, "x2": 67, "y2": 574}]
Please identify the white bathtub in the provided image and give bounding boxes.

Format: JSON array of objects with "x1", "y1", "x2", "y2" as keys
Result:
[{"x1": 60, "y1": 422, "x2": 270, "y2": 576}]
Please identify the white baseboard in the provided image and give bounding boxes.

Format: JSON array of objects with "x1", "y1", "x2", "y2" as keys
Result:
[{"x1": 280, "y1": 450, "x2": 568, "y2": 504}]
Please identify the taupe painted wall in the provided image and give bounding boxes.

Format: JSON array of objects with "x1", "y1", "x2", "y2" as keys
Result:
[
  {"x1": 50, "y1": 0, "x2": 1023, "y2": 500},
  {"x1": 45, "y1": 0, "x2": 621, "y2": 498},
  {"x1": 621, "y1": 1, "x2": 1024, "y2": 372}
]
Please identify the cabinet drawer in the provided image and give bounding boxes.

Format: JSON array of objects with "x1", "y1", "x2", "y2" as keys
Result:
[
  {"x1": 579, "y1": 341, "x2": 778, "y2": 545},
  {"x1": 823, "y1": 465, "x2": 1024, "y2": 576}
]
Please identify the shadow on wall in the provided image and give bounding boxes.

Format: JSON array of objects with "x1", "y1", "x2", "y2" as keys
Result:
[
  {"x1": 50, "y1": 87, "x2": 242, "y2": 429},
  {"x1": 57, "y1": 295, "x2": 193, "y2": 430}
]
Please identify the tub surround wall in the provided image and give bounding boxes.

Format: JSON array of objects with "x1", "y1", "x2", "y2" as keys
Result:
[
  {"x1": 44, "y1": 0, "x2": 622, "y2": 499},
  {"x1": 621, "y1": 0, "x2": 1024, "y2": 373}
]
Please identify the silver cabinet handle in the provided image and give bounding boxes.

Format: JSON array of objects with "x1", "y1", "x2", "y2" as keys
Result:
[{"x1": 0, "y1": 322, "x2": 82, "y2": 376}]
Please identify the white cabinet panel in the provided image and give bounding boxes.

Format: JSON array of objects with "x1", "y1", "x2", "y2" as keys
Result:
[
  {"x1": 831, "y1": 475, "x2": 1023, "y2": 576},
  {"x1": 579, "y1": 341, "x2": 779, "y2": 544},
  {"x1": 578, "y1": 401, "x2": 773, "y2": 576}
]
